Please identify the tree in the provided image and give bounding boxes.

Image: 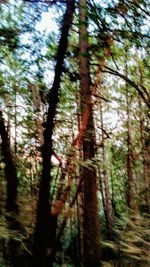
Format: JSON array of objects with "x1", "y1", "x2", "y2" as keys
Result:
[
  {"x1": 0, "y1": 111, "x2": 18, "y2": 215},
  {"x1": 79, "y1": 0, "x2": 101, "y2": 266},
  {"x1": 32, "y1": 1, "x2": 75, "y2": 266}
]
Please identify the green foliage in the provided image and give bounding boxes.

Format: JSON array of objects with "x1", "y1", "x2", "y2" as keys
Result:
[{"x1": 102, "y1": 214, "x2": 150, "y2": 265}]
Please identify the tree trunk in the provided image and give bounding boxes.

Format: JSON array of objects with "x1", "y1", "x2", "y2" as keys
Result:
[
  {"x1": 79, "y1": 0, "x2": 101, "y2": 266},
  {"x1": 99, "y1": 99, "x2": 113, "y2": 239},
  {"x1": 0, "y1": 111, "x2": 18, "y2": 214},
  {"x1": 0, "y1": 111, "x2": 24, "y2": 267},
  {"x1": 125, "y1": 74, "x2": 137, "y2": 211},
  {"x1": 32, "y1": 1, "x2": 75, "y2": 266},
  {"x1": 138, "y1": 81, "x2": 150, "y2": 212},
  {"x1": 14, "y1": 83, "x2": 17, "y2": 155},
  {"x1": 143, "y1": 128, "x2": 150, "y2": 212}
]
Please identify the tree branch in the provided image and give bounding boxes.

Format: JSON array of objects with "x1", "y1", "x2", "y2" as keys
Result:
[{"x1": 103, "y1": 66, "x2": 150, "y2": 109}]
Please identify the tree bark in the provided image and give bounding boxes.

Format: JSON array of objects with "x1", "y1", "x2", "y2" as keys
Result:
[
  {"x1": 79, "y1": 0, "x2": 101, "y2": 266},
  {"x1": 0, "y1": 111, "x2": 18, "y2": 214},
  {"x1": 32, "y1": 1, "x2": 75, "y2": 266}
]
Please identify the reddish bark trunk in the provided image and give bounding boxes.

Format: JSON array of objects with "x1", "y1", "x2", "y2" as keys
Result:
[{"x1": 79, "y1": 0, "x2": 101, "y2": 266}]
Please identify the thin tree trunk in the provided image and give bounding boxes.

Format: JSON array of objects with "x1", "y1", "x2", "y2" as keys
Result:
[
  {"x1": 138, "y1": 76, "x2": 150, "y2": 212},
  {"x1": 143, "y1": 128, "x2": 150, "y2": 212},
  {"x1": 14, "y1": 84, "x2": 17, "y2": 155},
  {"x1": 32, "y1": 1, "x2": 75, "y2": 266},
  {"x1": 99, "y1": 99, "x2": 113, "y2": 239},
  {"x1": 126, "y1": 82, "x2": 134, "y2": 209},
  {"x1": 79, "y1": 0, "x2": 101, "y2": 266},
  {"x1": 125, "y1": 62, "x2": 137, "y2": 211},
  {"x1": 76, "y1": 91, "x2": 84, "y2": 264}
]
